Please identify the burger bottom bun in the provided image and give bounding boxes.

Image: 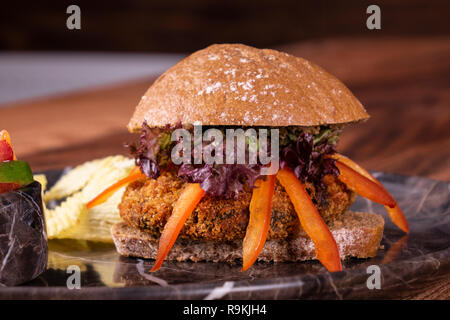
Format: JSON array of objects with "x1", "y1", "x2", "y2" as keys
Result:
[{"x1": 111, "y1": 211, "x2": 384, "y2": 263}]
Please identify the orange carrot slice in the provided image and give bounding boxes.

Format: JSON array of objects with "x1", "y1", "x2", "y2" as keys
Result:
[
  {"x1": 329, "y1": 154, "x2": 372, "y2": 180},
  {"x1": 382, "y1": 235, "x2": 409, "y2": 264},
  {"x1": 276, "y1": 168, "x2": 342, "y2": 272},
  {"x1": 335, "y1": 161, "x2": 396, "y2": 208},
  {"x1": 384, "y1": 205, "x2": 409, "y2": 233},
  {"x1": 86, "y1": 166, "x2": 145, "y2": 209},
  {"x1": 331, "y1": 154, "x2": 408, "y2": 233},
  {"x1": 150, "y1": 183, "x2": 205, "y2": 272},
  {"x1": 242, "y1": 175, "x2": 276, "y2": 271}
]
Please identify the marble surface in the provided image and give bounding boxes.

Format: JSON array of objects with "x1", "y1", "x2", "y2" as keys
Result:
[
  {"x1": 0, "y1": 171, "x2": 449, "y2": 299},
  {"x1": 0, "y1": 181, "x2": 48, "y2": 286}
]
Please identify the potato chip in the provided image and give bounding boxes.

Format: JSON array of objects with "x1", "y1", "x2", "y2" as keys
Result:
[
  {"x1": 44, "y1": 156, "x2": 129, "y2": 202},
  {"x1": 42, "y1": 155, "x2": 136, "y2": 242}
]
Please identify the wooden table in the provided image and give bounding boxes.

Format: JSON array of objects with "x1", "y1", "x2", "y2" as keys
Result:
[{"x1": 1, "y1": 37, "x2": 449, "y2": 299}]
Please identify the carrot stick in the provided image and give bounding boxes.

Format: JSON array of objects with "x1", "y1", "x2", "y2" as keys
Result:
[
  {"x1": 276, "y1": 168, "x2": 342, "y2": 272},
  {"x1": 384, "y1": 205, "x2": 409, "y2": 233},
  {"x1": 150, "y1": 183, "x2": 205, "y2": 272},
  {"x1": 242, "y1": 175, "x2": 276, "y2": 271},
  {"x1": 329, "y1": 154, "x2": 372, "y2": 180},
  {"x1": 86, "y1": 166, "x2": 144, "y2": 209},
  {"x1": 335, "y1": 161, "x2": 396, "y2": 208},
  {"x1": 331, "y1": 154, "x2": 408, "y2": 233},
  {"x1": 382, "y1": 235, "x2": 409, "y2": 264}
]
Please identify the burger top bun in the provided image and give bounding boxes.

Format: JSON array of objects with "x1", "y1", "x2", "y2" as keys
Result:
[{"x1": 128, "y1": 44, "x2": 369, "y2": 131}]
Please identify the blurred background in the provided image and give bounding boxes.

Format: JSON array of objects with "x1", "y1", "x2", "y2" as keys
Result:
[
  {"x1": 1, "y1": 0, "x2": 449, "y2": 180},
  {"x1": 2, "y1": 0, "x2": 449, "y2": 52},
  {"x1": 1, "y1": 0, "x2": 449, "y2": 104}
]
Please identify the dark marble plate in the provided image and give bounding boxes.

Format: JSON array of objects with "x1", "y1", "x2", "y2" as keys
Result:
[{"x1": 1, "y1": 170, "x2": 449, "y2": 299}]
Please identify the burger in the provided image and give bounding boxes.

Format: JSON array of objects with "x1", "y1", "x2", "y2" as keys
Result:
[{"x1": 87, "y1": 44, "x2": 408, "y2": 272}]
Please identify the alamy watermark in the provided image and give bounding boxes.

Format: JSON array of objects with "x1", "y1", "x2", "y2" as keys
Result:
[
  {"x1": 366, "y1": 5, "x2": 381, "y2": 30},
  {"x1": 66, "y1": 5, "x2": 381, "y2": 32},
  {"x1": 66, "y1": 5, "x2": 81, "y2": 30},
  {"x1": 170, "y1": 123, "x2": 280, "y2": 175},
  {"x1": 66, "y1": 265, "x2": 81, "y2": 289},
  {"x1": 366, "y1": 265, "x2": 381, "y2": 289}
]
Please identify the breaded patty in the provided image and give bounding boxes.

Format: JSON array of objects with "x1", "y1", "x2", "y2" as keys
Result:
[{"x1": 119, "y1": 171, "x2": 356, "y2": 242}]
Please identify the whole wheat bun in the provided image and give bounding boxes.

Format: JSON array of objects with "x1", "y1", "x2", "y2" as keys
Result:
[
  {"x1": 128, "y1": 43, "x2": 369, "y2": 132},
  {"x1": 112, "y1": 211, "x2": 384, "y2": 263}
]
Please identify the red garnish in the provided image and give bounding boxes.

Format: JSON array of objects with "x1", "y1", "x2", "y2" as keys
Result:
[
  {"x1": 0, "y1": 130, "x2": 15, "y2": 161},
  {"x1": 0, "y1": 182, "x2": 20, "y2": 194},
  {"x1": 0, "y1": 141, "x2": 14, "y2": 162}
]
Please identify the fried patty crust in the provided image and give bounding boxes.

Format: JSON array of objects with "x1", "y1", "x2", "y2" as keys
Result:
[{"x1": 119, "y1": 171, "x2": 356, "y2": 242}]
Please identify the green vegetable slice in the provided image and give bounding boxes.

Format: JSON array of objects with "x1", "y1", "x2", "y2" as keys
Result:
[{"x1": 0, "y1": 160, "x2": 34, "y2": 186}]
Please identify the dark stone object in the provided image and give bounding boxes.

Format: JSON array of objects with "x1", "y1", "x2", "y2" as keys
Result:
[{"x1": 0, "y1": 181, "x2": 48, "y2": 286}]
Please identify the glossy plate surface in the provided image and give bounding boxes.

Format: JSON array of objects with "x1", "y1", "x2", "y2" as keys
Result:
[{"x1": 1, "y1": 170, "x2": 449, "y2": 299}]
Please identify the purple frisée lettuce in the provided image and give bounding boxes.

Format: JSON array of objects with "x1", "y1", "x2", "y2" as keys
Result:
[
  {"x1": 129, "y1": 123, "x2": 340, "y2": 199},
  {"x1": 280, "y1": 132, "x2": 339, "y2": 199},
  {"x1": 128, "y1": 122, "x2": 180, "y2": 179},
  {"x1": 178, "y1": 163, "x2": 262, "y2": 199}
]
